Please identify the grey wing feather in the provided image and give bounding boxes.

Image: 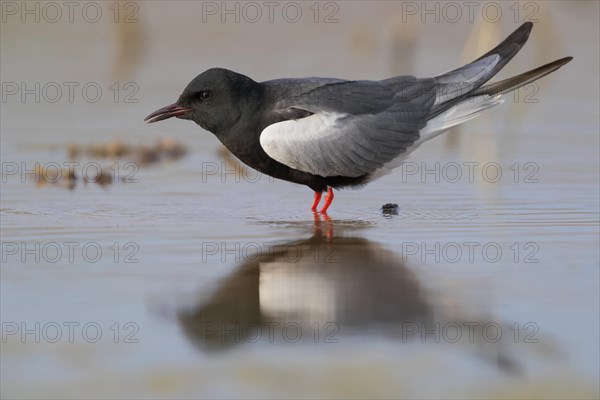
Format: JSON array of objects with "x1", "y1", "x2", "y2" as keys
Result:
[
  {"x1": 266, "y1": 77, "x2": 396, "y2": 114},
  {"x1": 260, "y1": 77, "x2": 437, "y2": 177}
]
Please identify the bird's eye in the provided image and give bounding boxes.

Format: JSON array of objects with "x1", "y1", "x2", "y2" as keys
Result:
[{"x1": 199, "y1": 90, "x2": 212, "y2": 99}]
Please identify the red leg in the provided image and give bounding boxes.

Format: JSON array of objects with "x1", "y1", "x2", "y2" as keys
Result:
[
  {"x1": 311, "y1": 191, "x2": 322, "y2": 212},
  {"x1": 319, "y1": 187, "x2": 334, "y2": 213}
]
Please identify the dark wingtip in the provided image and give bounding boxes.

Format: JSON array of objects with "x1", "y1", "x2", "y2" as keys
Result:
[
  {"x1": 515, "y1": 21, "x2": 534, "y2": 41},
  {"x1": 521, "y1": 21, "x2": 534, "y2": 31},
  {"x1": 518, "y1": 21, "x2": 533, "y2": 33},
  {"x1": 474, "y1": 21, "x2": 534, "y2": 63},
  {"x1": 519, "y1": 21, "x2": 534, "y2": 42},
  {"x1": 542, "y1": 56, "x2": 574, "y2": 72},
  {"x1": 472, "y1": 56, "x2": 574, "y2": 97},
  {"x1": 560, "y1": 56, "x2": 574, "y2": 64},
  {"x1": 539, "y1": 56, "x2": 574, "y2": 70}
]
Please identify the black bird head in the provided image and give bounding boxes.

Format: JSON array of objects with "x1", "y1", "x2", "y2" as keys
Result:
[{"x1": 145, "y1": 68, "x2": 259, "y2": 134}]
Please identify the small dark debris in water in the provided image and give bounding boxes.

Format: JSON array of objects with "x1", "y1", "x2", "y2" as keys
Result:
[
  {"x1": 67, "y1": 140, "x2": 132, "y2": 159},
  {"x1": 34, "y1": 164, "x2": 77, "y2": 190},
  {"x1": 137, "y1": 145, "x2": 161, "y2": 165},
  {"x1": 158, "y1": 137, "x2": 187, "y2": 160},
  {"x1": 67, "y1": 138, "x2": 187, "y2": 164},
  {"x1": 381, "y1": 203, "x2": 399, "y2": 216},
  {"x1": 135, "y1": 138, "x2": 187, "y2": 166},
  {"x1": 83, "y1": 168, "x2": 117, "y2": 187},
  {"x1": 495, "y1": 353, "x2": 521, "y2": 375},
  {"x1": 36, "y1": 165, "x2": 126, "y2": 190},
  {"x1": 36, "y1": 138, "x2": 188, "y2": 190}
]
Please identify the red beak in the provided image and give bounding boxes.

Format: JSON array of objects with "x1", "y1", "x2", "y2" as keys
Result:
[{"x1": 144, "y1": 103, "x2": 192, "y2": 123}]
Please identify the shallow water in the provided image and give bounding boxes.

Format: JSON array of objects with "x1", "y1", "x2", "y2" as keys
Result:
[{"x1": 1, "y1": 1, "x2": 599, "y2": 398}]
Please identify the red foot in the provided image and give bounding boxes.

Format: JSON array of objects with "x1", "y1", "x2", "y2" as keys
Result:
[
  {"x1": 310, "y1": 191, "x2": 323, "y2": 212},
  {"x1": 319, "y1": 187, "x2": 334, "y2": 213}
]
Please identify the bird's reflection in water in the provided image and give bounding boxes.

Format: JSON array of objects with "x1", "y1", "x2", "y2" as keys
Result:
[{"x1": 178, "y1": 218, "x2": 521, "y2": 373}]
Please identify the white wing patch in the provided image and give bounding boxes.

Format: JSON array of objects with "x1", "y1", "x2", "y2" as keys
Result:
[{"x1": 260, "y1": 112, "x2": 349, "y2": 177}]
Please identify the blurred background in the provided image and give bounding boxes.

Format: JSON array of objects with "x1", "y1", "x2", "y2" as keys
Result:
[{"x1": 1, "y1": 1, "x2": 599, "y2": 398}]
